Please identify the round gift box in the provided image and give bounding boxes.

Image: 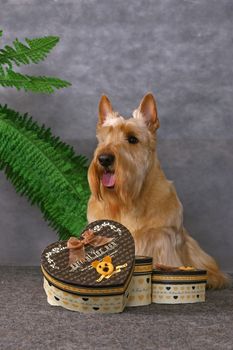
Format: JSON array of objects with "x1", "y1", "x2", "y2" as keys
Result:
[
  {"x1": 127, "y1": 256, "x2": 153, "y2": 307},
  {"x1": 152, "y1": 269, "x2": 207, "y2": 304}
]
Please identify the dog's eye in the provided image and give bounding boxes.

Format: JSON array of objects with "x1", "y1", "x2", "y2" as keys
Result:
[{"x1": 127, "y1": 135, "x2": 139, "y2": 144}]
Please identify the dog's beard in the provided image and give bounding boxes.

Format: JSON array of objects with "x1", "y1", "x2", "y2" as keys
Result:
[{"x1": 88, "y1": 152, "x2": 147, "y2": 207}]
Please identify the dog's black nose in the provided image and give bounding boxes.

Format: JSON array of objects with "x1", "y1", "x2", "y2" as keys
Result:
[{"x1": 98, "y1": 154, "x2": 115, "y2": 167}]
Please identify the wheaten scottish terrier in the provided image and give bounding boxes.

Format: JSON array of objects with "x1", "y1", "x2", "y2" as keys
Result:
[{"x1": 87, "y1": 93, "x2": 229, "y2": 288}]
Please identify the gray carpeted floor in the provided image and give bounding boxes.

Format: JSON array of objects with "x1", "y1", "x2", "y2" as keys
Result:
[{"x1": 0, "y1": 267, "x2": 232, "y2": 350}]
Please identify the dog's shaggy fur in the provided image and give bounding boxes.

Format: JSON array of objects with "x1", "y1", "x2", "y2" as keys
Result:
[{"x1": 87, "y1": 93, "x2": 229, "y2": 288}]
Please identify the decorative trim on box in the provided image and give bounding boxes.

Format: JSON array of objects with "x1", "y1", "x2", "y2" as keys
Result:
[
  {"x1": 152, "y1": 283, "x2": 206, "y2": 304},
  {"x1": 153, "y1": 280, "x2": 207, "y2": 285},
  {"x1": 43, "y1": 278, "x2": 129, "y2": 313},
  {"x1": 41, "y1": 265, "x2": 133, "y2": 297},
  {"x1": 152, "y1": 275, "x2": 207, "y2": 282},
  {"x1": 152, "y1": 269, "x2": 207, "y2": 276},
  {"x1": 134, "y1": 264, "x2": 153, "y2": 274}
]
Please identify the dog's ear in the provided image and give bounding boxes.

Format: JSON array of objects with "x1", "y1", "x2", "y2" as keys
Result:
[
  {"x1": 98, "y1": 95, "x2": 114, "y2": 125},
  {"x1": 135, "y1": 93, "x2": 160, "y2": 132}
]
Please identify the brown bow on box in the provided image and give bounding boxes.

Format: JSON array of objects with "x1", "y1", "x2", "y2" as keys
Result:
[{"x1": 67, "y1": 229, "x2": 113, "y2": 265}]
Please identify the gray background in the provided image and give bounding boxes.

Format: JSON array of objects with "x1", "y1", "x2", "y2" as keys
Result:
[{"x1": 0, "y1": 0, "x2": 232, "y2": 269}]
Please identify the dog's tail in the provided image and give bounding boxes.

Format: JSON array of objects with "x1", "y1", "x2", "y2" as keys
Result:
[{"x1": 182, "y1": 229, "x2": 231, "y2": 289}]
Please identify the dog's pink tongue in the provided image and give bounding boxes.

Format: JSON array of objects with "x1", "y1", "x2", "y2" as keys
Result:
[{"x1": 102, "y1": 173, "x2": 116, "y2": 187}]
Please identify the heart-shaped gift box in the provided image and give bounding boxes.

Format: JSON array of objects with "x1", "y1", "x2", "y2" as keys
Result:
[{"x1": 41, "y1": 220, "x2": 135, "y2": 313}]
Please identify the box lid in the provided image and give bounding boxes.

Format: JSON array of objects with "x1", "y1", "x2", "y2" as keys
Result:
[
  {"x1": 152, "y1": 268, "x2": 207, "y2": 284},
  {"x1": 41, "y1": 220, "x2": 135, "y2": 296}
]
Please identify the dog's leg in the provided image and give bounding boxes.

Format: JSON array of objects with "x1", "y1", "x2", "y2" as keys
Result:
[
  {"x1": 133, "y1": 227, "x2": 184, "y2": 267},
  {"x1": 134, "y1": 227, "x2": 230, "y2": 289},
  {"x1": 182, "y1": 230, "x2": 230, "y2": 289}
]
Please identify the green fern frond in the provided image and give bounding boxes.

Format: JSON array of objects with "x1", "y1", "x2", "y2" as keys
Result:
[
  {"x1": 0, "y1": 105, "x2": 90, "y2": 239},
  {"x1": 0, "y1": 68, "x2": 71, "y2": 93},
  {"x1": 0, "y1": 36, "x2": 59, "y2": 67}
]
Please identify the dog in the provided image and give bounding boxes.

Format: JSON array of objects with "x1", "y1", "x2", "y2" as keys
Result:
[{"x1": 87, "y1": 93, "x2": 229, "y2": 288}]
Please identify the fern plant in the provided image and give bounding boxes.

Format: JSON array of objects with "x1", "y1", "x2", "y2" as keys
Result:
[
  {"x1": 0, "y1": 30, "x2": 89, "y2": 239},
  {"x1": 0, "y1": 32, "x2": 71, "y2": 93}
]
